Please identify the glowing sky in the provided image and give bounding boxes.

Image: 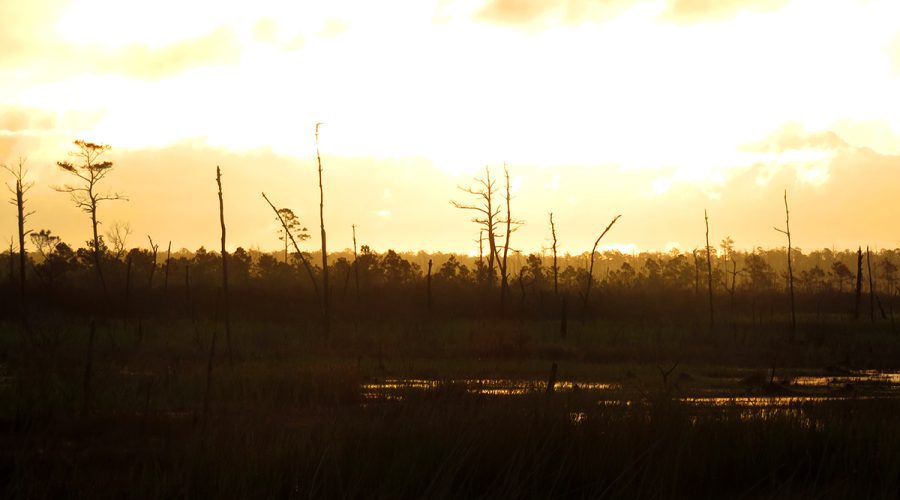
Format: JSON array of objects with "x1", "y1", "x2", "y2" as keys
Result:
[{"x1": 2, "y1": 0, "x2": 900, "y2": 254}]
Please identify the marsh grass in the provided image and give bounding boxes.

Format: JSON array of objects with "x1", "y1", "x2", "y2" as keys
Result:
[{"x1": 2, "y1": 317, "x2": 900, "y2": 498}]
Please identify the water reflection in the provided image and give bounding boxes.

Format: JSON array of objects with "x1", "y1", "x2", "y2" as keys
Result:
[{"x1": 361, "y1": 378, "x2": 617, "y2": 399}]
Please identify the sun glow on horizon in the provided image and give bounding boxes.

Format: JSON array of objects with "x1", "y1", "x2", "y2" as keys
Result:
[{"x1": 2, "y1": 0, "x2": 900, "y2": 253}]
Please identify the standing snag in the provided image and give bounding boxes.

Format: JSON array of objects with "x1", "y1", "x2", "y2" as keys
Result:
[
  {"x1": 216, "y1": 166, "x2": 234, "y2": 367},
  {"x1": 316, "y1": 123, "x2": 330, "y2": 337},
  {"x1": 54, "y1": 140, "x2": 126, "y2": 293},
  {"x1": 3, "y1": 159, "x2": 34, "y2": 307},
  {"x1": 705, "y1": 210, "x2": 714, "y2": 330},
  {"x1": 773, "y1": 190, "x2": 796, "y2": 339},
  {"x1": 583, "y1": 215, "x2": 622, "y2": 313},
  {"x1": 550, "y1": 212, "x2": 558, "y2": 298},
  {"x1": 452, "y1": 167, "x2": 502, "y2": 290},
  {"x1": 497, "y1": 164, "x2": 523, "y2": 312}
]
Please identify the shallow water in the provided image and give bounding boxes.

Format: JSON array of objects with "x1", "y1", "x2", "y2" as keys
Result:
[
  {"x1": 361, "y1": 370, "x2": 900, "y2": 406},
  {"x1": 360, "y1": 378, "x2": 617, "y2": 399}
]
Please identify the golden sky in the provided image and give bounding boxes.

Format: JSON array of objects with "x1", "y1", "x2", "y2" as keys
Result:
[{"x1": 2, "y1": 0, "x2": 900, "y2": 254}]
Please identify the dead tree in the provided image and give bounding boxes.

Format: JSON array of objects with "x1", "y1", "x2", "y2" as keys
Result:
[
  {"x1": 7, "y1": 238, "x2": 13, "y2": 284},
  {"x1": 773, "y1": 190, "x2": 796, "y2": 339},
  {"x1": 147, "y1": 236, "x2": 160, "y2": 288},
  {"x1": 550, "y1": 212, "x2": 559, "y2": 298},
  {"x1": 106, "y1": 222, "x2": 131, "y2": 261},
  {"x1": 55, "y1": 140, "x2": 126, "y2": 293},
  {"x1": 426, "y1": 259, "x2": 433, "y2": 313},
  {"x1": 496, "y1": 164, "x2": 523, "y2": 312},
  {"x1": 315, "y1": 123, "x2": 330, "y2": 337},
  {"x1": 452, "y1": 167, "x2": 502, "y2": 289},
  {"x1": 3, "y1": 159, "x2": 34, "y2": 307},
  {"x1": 867, "y1": 246, "x2": 875, "y2": 323},
  {"x1": 854, "y1": 247, "x2": 863, "y2": 320},
  {"x1": 704, "y1": 210, "x2": 714, "y2": 330},
  {"x1": 582, "y1": 215, "x2": 622, "y2": 313},
  {"x1": 262, "y1": 193, "x2": 322, "y2": 304},
  {"x1": 352, "y1": 224, "x2": 361, "y2": 304},
  {"x1": 215, "y1": 167, "x2": 234, "y2": 367},
  {"x1": 163, "y1": 241, "x2": 172, "y2": 292}
]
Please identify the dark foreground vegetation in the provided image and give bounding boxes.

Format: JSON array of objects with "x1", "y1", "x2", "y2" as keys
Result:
[{"x1": 2, "y1": 306, "x2": 900, "y2": 498}]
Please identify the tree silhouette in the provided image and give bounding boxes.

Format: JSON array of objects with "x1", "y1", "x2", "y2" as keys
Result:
[
  {"x1": 54, "y1": 140, "x2": 126, "y2": 292},
  {"x1": 773, "y1": 190, "x2": 795, "y2": 339},
  {"x1": 315, "y1": 123, "x2": 330, "y2": 338},
  {"x1": 583, "y1": 215, "x2": 621, "y2": 313},
  {"x1": 452, "y1": 166, "x2": 502, "y2": 290},
  {"x1": 3, "y1": 158, "x2": 34, "y2": 307},
  {"x1": 276, "y1": 208, "x2": 308, "y2": 263}
]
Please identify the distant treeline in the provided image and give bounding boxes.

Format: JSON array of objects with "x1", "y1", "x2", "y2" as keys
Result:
[{"x1": 3, "y1": 236, "x2": 897, "y2": 323}]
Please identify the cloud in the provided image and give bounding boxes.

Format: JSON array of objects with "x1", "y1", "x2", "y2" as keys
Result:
[
  {"x1": 475, "y1": 0, "x2": 788, "y2": 25},
  {"x1": 0, "y1": 106, "x2": 57, "y2": 133},
  {"x1": 743, "y1": 124, "x2": 849, "y2": 153},
  {"x1": 0, "y1": 23, "x2": 242, "y2": 81},
  {"x1": 663, "y1": 0, "x2": 789, "y2": 22},
  {"x1": 99, "y1": 29, "x2": 242, "y2": 80},
  {"x1": 475, "y1": 0, "x2": 629, "y2": 25}
]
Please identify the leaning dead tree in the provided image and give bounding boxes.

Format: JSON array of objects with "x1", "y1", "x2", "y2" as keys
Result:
[
  {"x1": 262, "y1": 192, "x2": 321, "y2": 303},
  {"x1": 315, "y1": 123, "x2": 330, "y2": 337},
  {"x1": 215, "y1": 166, "x2": 234, "y2": 367},
  {"x1": 3, "y1": 159, "x2": 34, "y2": 307},
  {"x1": 55, "y1": 140, "x2": 126, "y2": 293},
  {"x1": 452, "y1": 166, "x2": 502, "y2": 289},
  {"x1": 582, "y1": 214, "x2": 622, "y2": 313},
  {"x1": 773, "y1": 190, "x2": 796, "y2": 339},
  {"x1": 704, "y1": 210, "x2": 714, "y2": 330}
]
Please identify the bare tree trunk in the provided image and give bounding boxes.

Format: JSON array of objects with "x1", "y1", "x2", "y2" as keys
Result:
[
  {"x1": 352, "y1": 225, "x2": 360, "y2": 305},
  {"x1": 774, "y1": 190, "x2": 796, "y2": 339},
  {"x1": 7, "y1": 239, "x2": 13, "y2": 285},
  {"x1": 147, "y1": 236, "x2": 159, "y2": 288},
  {"x1": 498, "y1": 164, "x2": 514, "y2": 313},
  {"x1": 550, "y1": 212, "x2": 558, "y2": 298},
  {"x1": 426, "y1": 259, "x2": 433, "y2": 314},
  {"x1": 15, "y1": 179, "x2": 26, "y2": 307},
  {"x1": 316, "y1": 124, "x2": 330, "y2": 338},
  {"x1": 163, "y1": 241, "x2": 171, "y2": 292},
  {"x1": 854, "y1": 247, "x2": 863, "y2": 320},
  {"x1": 90, "y1": 202, "x2": 107, "y2": 293},
  {"x1": 215, "y1": 166, "x2": 234, "y2": 367},
  {"x1": 582, "y1": 215, "x2": 621, "y2": 314},
  {"x1": 705, "y1": 210, "x2": 714, "y2": 330},
  {"x1": 867, "y1": 246, "x2": 875, "y2": 323}
]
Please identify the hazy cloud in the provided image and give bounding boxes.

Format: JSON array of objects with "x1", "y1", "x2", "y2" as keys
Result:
[
  {"x1": 663, "y1": 0, "x2": 789, "y2": 22},
  {"x1": 0, "y1": 25, "x2": 242, "y2": 81},
  {"x1": 744, "y1": 124, "x2": 849, "y2": 153},
  {"x1": 476, "y1": 0, "x2": 789, "y2": 25},
  {"x1": 98, "y1": 28, "x2": 242, "y2": 80},
  {"x1": 475, "y1": 0, "x2": 629, "y2": 25},
  {"x1": 0, "y1": 106, "x2": 57, "y2": 133}
]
